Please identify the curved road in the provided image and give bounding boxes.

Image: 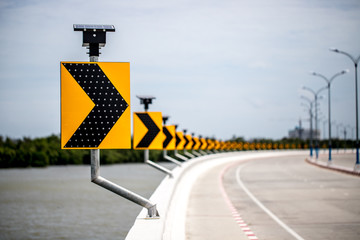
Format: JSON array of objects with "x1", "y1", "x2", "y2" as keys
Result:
[{"x1": 186, "y1": 153, "x2": 360, "y2": 240}]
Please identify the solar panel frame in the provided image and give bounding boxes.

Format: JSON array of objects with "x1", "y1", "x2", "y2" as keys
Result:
[
  {"x1": 136, "y1": 95, "x2": 156, "y2": 100},
  {"x1": 73, "y1": 24, "x2": 115, "y2": 32}
]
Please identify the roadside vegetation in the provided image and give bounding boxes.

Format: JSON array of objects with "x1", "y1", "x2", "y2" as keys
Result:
[{"x1": 0, "y1": 135, "x2": 355, "y2": 168}]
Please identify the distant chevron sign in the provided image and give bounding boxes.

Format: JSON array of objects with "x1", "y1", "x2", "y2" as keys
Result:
[
  {"x1": 200, "y1": 137, "x2": 207, "y2": 150},
  {"x1": 184, "y1": 134, "x2": 193, "y2": 150},
  {"x1": 60, "y1": 62, "x2": 131, "y2": 149},
  {"x1": 192, "y1": 136, "x2": 200, "y2": 150},
  {"x1": 175, "y1": 131, "x2": 185, "y2": 150},
  {"x1": 163, "y1": 125, "x2": 176, "y2": 150},
  {"x1": 207, "y1": 139, "x2": 215, "y2": 150},
  {"x1": 133, "y1": 112, "x2": 163, "y2": 149}
]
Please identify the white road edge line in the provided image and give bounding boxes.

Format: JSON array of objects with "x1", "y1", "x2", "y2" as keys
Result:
[{"x1": 236, "y1": 165, "x2": 305, "y2": 240}]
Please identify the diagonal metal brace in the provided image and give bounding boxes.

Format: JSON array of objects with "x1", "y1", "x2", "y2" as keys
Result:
[
  {"x1": 192, "y1": 150, "x2": 202, "y2": 157},
  {"x1": 174, "y1": 149, "x2": 189, "y2": 161},
  {"x1": 91, "y1": 150, "x2": 159, "y2": 218},
  {"x1": 184, "y1": 150, "x2": 195, "y2": 159},
  {"x1": 199, "y1": 150, "x2": 208, "y2": 155},
  {"x1": 144, "y1": 149, "x2": 173, "y2": 177},
  {"x1": 146, "y1": 160, "x2": 173, "y2": 178},
  {"x1": 163, "y1": 150, "x2": 182, "y2": 167}
]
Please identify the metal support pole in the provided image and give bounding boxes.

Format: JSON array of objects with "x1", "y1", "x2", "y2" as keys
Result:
[
  {"x1": 90, "y1": 56, "x2": 98, "y2": 62},
  {"x1": 192, "y1": 150, "x2": 202, "y2": 157},
  {"x1": 174, "y1": 149, "x2": 189, "y2": 161},
  {"x1": 86, "y1": 31, "x2": 159, "y2": 217},
  {"x1": 315, "y1": 95, "x2": 319, "y2": 159},
  {"x1": 355, "y1": 63, "x2": 359, "y2": 169},
  {"x1": 145, "y1": 160, "x2": 173, "y2": 177},
  {"x1": 163, "y1": 150, "x2": 182, "y2": 166},
  {"x1": 199, "y1": 150, "x2": 208, "y2": 155},
  {"x1": 310, "y1": 106, "x2": 313, "y2": 158},
  {"x1": 303, "y1": 86, "x2": 327, "y2": 158},
  {"x1": 206, "y1": 150, "x2": 213, "y2": 154},
  {"x1": 144, "y1": 148, "x2": 149, "y2": 162},
  {"x1": 329, "y1": 48, "x2": 360, "y2": 170},
  {"x1": 91, "y1": 149, "x2": 159, "y2": 217},
  {"x1": 144, "y1": 149, "x2": 173, "y2": 177},
  {"x1": 184, "y1": 150, "x2": 195, "y2": 159},
  {"x1": 328, "y1": 82, "x2": 332, "y2": 163},
  {"x1": 311, "y1": 70, "x2": 348, "y2": 163},
  {"x1": 90, "y1": 149, "x2": 100, "y2": 180}
]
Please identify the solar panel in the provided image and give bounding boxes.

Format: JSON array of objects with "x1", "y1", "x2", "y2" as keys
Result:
[
  {"x1": 136, "y1": 95, "x2": 156, "y2": 100},
  {"x1": 73, "y1": 24, "x2": 115, "y2": 32},
  {"x1": 162, "y1": 115, "x2": 170, "y2": 124},
  {"x1": 136, "y1": 95, "x2": 156, "y2": 111}
]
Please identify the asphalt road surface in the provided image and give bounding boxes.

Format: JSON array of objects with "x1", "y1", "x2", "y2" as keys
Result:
[{"x1": 186, "y1": 153, "x2": 360, "y2": 240}]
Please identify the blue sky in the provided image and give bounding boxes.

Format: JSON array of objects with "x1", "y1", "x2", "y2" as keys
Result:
[{"x1": 0, "y1": 0, "x2": 359, "y2": 140}]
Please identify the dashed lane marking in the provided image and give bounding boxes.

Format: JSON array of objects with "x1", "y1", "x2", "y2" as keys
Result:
[
  {"x1": 235, "y1": 165, "x2": 305, "y2": 240},
  {"x1": 219, "y1": 164, "x2": 259, "y2": 240}
]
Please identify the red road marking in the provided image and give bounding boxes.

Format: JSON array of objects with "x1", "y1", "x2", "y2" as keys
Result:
[{"x1": 219, "y1": 163, "x2": 259, "y2": 240}]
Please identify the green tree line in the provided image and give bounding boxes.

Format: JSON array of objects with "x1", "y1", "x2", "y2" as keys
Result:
[
  {"x1": 0, "y1": 135, "x2": 356, "y2": 168},
  {"x1": 0, "y1": 135, "x2": 164, "y2": 168}
]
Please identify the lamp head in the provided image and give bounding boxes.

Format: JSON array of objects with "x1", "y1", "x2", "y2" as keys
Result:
[{"x1": 329, "y1": 47, "x2": 339, "y2": 53}]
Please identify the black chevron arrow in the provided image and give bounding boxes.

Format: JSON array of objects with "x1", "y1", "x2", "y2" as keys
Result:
[
  {"x1": 63, "y1": 63, "x2": 128, "y2": 148},
  {"x1": 186, "y1": 135, "x2": 193, "y2": 149},
  {"x1": 183, "y1": 134, "x2": 190, "y2": 148},
  {"x1": 163, "y1": 126, "x2": 173, "y2": 148},
  {"x1": 175, "y1": 132, "x2": 181, "y2": 147},
  {"x1": 198, "y1": 137, "x2": 203, "y2": 149},
  {"x1": 136, "y1": 113, "x2": 160, "y2": 148},
  {"x1": 202, "y1": 138, "x2": 207, "y2": 149},
  {"x1": 216, "y1": 141, "x2": 220, "y2": 149},
  {"x1": 207, "y1": 139, "x2": 212, "y2": 149},
  {"x1": 189, "y1": 136, "x2": 193, "y2": 148},
  {"x1": 193, "y1": 137, "x2": 199, "y2": 149}
]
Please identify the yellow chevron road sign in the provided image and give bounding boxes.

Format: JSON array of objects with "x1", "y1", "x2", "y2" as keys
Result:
[
  {"x1": 214, "y1": 140, "x2": 220, "y2": 150},
  {"x1": 175, "y1": 131, "x2": 186, "y2": 150},
  {"x1": 200, "y1": 137, "x2": 207, "y2": 150},
  {"x1": 184, "y1": 134, "x2": 193, "y2": 150},
  {"x1": 207, "y1": 139, "x2": 214, "y2": 150},
  {"x1": 60, "y1": 62, "x2": 130, "y2": 149},
  {"x1": 133, "y1": 112, "x2": 163, "y2": 150},
  {"x1": 163, "y1": 125, "x2": 176, "y2": 150},
  {"x1": 192, "y1": 136, "x2": 200, "y2": 150}
]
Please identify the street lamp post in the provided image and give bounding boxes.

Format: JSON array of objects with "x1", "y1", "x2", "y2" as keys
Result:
[
  {"x1": 345, "y1": 124, "x2": 354, "y2": 153},
  {"x1": 301, "y1": 96, "x2": 314, "y2": 157},
  {"x1": 337, "y1": 123, "x2": 343, "y2": 139},
  {"x1": 310, "y1": 70, "x2": 348, "y2": 163},
  {"x1": 343, "y1": 125, "x2": 347, "y2": 153},
  {"x1": 323, "y1": 119, "x2": 327, "y2": 140},
  {"x1": 303, "y1": 86, "x2": 327, "y2": 159},
  {"x1": 317, "y1": 114, "x2": 325, "y2": 152},
  {"x1": 337, "y1": 123, "x2": 343, "y2": 153},
  {"x1": 330, "y1": 48, "x2": 360, "y2": 170}
]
